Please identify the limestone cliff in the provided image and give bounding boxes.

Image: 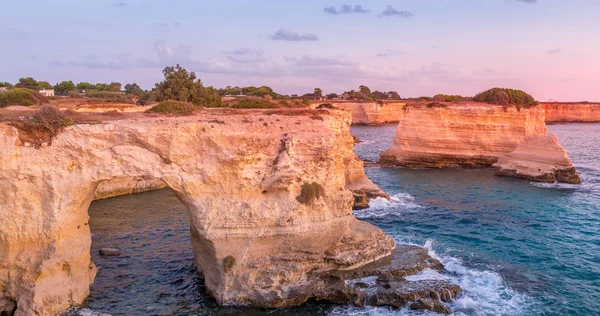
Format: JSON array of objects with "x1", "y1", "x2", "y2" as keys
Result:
[
  {"x1": 494, "y1": 135, "x2": 581, "y2": 184},
  {"x1": 380, "y1": 104, "x2": 548, "y2": 168},
  {"x1": 327, "y1": 102, "x2": 405, "y2": 125},
  {"x1": 541, "y1": 102, "x2": 600, "y2": 122},
  {"x1": 0, "y1": 109, "x2": 401, "y2": 315}
]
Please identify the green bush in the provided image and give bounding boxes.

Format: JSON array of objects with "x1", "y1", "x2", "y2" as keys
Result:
[
  {"x1": 474, "y1": 88, "x2": 537, "y2": 108},
  {"x1": 316, "y1": 103, "x2": 335, "y2": 110},
  {"x1": 145, "y1": 101, "x2": 198, "y2": 114},
  {"x1": 278, "y1": 100, "x2": 289, "y2": 107},
  {"x1": 296, "y1": 182, "x2": 324, "y2": 204},
  {"x1": 0, "y1": 88, "x2": 49, "y2": 107},
  {"x1": 231, "y1": 98, "x2": 277, "y2": 109},
  {"x1": 433, "y1": 94, "x2": 463, "y2": 102}
]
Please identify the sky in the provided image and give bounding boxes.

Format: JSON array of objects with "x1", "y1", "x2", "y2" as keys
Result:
[{"x1": 1, "y1": 0, "x2": 599, "y2": 101}]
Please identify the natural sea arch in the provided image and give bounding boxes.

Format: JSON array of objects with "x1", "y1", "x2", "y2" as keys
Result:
[{"x1": 0, "y1": 114, "x2": 393, "y2": 315}]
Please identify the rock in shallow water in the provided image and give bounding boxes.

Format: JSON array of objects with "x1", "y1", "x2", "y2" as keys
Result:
[{"x1": 99, "y1": 248, "x2": 121, "y2": 256}]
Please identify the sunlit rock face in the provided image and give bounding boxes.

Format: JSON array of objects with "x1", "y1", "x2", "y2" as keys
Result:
[
  {"x1": 494, "y1": 135, "x2": 581, "y2": 184},
  {"x1": 0, "y1": 110, "x2": 394, "y2": 315},
  {"x1": 380, "y1": 104, "x2": 548, "y2": 168},
  {"x1": 541, "y1": 102, "x2": 600, "y2": 122},
  {"x1": 328, "y1": 102, "x2": 406, "y2": 125}
]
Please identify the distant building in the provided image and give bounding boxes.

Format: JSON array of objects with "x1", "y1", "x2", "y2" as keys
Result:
[
  {"x1": 39, "y1": 89, "x2": 55, "y2": 97},
  {"x1": 0, "y1": 87, "x2": 7, "y2": 93}
]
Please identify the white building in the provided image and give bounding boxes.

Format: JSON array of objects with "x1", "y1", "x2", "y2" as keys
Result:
[{"x1": 39, "y1": 89, "x2": 55, "y2": 97}]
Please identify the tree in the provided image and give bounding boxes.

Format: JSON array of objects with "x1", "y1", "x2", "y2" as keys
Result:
[
  {"x1": 154, "y1": 64, "x2": 222, "y2": 107},
  {"x1": 313, "y1": 88, "x2": 323, "y2": 100},
  {"x1": 76, "y1": 82, "x2": 95, "y2": 90},
  {"x1": 388, "y1": 91, "x2": 401, "y2": 100},
  {"x1": 124, "y1": 83, "x2": 142, "y2": 95},
  {"x1": 54, "y1": 81, "x2": 76, "y2": 95},
  {"x1": 0, "y1": 82, "x2": 12, "y2": 88},
  {"x1": 326, "y1": 93, "x2": 338, "y2": 100},
  {"x1": 107, "y1": 82, "x2": 122, "y2": 92},
  {"x1": 15, "y1": 77, "x2": 39, "y2": 90},
  {"x1": 37, "y1": 81, "x2": 52, "y2": 90},
  {"x1": 370, "y1": 90, "x2": 389, "y2": 100},
  {"x1": 359, "y1": 85, "x2": 371, "y2": 96}
]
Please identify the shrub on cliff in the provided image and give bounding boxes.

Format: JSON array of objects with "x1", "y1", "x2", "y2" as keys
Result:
[
  {"x1": 427, "y1": 102, "x2": 447, "y2": 108},
  {"x1": 433, "y1": 94, "x2": 463, "y2": 102},
  {"x1": 316, "y1": 103, "x2": 335, "y2": 110},
  {"x1": 146, "y1": 101, "x2": 198, "y2": 115},
  {"x1": 0, "y1": 88, "x2": 49, "y2": 107},
  {"x1": 474, "y1": 88, "x2": 537, "y2": 108},
  {"x1": 9, "y1": 105, "x2": 75, "y2": 147},
  {"x1": 231, "y1": 98, "x2": 278, "y2": 109},
  {"x1": 296, "y1": 182, "x2": 324, "y2": 204}
]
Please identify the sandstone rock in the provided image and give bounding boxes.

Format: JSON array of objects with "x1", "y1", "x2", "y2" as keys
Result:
[
  {"x1": 494, "y1": 135, "x2": 581, "y2": 184},
  {"x1": 99, "y1": 248, "x2": 121, "y2": 256},
  {"x1": 541, "y1": 102, "x2": 600, "y2": 122},
  {"x1": 0, "y1": 109, "x2": 397, "y2": 315},
  {"x1": 380, "y1": 104, "x2": 548, "y2": 168},
  {"x1": 326, "y1": 102, "x2": 405, "y2": 125}
]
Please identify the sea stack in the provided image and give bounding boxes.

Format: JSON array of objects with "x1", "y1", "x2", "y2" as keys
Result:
[
  {"x1": 379, "y1": 103, "x2": 548, "y2": 167},
  {"x1": 494, "y1": 135, "x2": 581, "y2": 184}
]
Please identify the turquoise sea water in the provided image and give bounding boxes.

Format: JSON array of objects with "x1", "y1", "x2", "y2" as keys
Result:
[
  {"x1": 350, "y1": 123, "x2": 600, "y2": 316},
  {"x1": 74, "y1": 123, "x2": 599, "y2": 316}
]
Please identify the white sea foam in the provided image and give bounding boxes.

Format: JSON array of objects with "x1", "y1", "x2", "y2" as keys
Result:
[
  {"x1": 529, "y1": 181, "x2": 581, "y2": 190},
  {"x1": 354, "y1": 193, "x2": 421, "y2": 219},
  {"x1": 65, "y1": 308, "x2": 111, "y2": 316},
  {"x1": 329, "y1": 240, "x2": 534, "y2": 315}
]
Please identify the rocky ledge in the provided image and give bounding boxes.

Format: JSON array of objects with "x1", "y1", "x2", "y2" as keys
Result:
[{"x1": 494, "y1": 135, "x2": 581, "y2": 184}]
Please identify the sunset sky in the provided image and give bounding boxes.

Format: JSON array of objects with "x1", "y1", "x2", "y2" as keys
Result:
[{"x1": 1, "y1": 0, "x2": 599, "y2": 101}]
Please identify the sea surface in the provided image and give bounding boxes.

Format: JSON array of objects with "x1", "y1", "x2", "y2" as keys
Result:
[{"x1": 72, "y1": 123, "x2": 600, "y2": 316}]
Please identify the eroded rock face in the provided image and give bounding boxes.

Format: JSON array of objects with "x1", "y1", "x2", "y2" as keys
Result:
[
  {"x1": 94, "y1": 176, "x2": 167, "y2": 200},
  {"x1": 380, "y1": 104, "x2": 548, "y2": 168},
  {"x1": 494, "y1": 135, "x2": 581, "y2": 184},
  {"x1": 327, "y1": 102, "x2": 406, "y2": 125},
  {"x1": 541, "y1": 102, "x2": 600, "y2": 122},
  {"x1": 0, "y1": 110, "x2": 395, "y2": 315}
]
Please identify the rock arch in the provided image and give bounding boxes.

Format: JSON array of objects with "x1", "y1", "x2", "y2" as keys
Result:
[{"x1": 0, "y1": 111, "x2": 394, "y2": 315}]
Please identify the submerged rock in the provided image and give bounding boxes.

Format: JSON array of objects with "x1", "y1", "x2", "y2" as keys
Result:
[{"x1": 494, "y1": 134, "x2": 581, "y2": 184}]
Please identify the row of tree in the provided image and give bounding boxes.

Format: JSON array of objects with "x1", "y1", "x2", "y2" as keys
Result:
[{"x1": 1, "y1": 67, "x2": 404, "y2": 106}]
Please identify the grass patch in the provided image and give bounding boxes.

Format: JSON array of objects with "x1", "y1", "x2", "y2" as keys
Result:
[
  {"x1": 296, "y1": 182, "x2": 324, "y2": 204},
  {"x1": 231, "y1": 98, "x2": 278, "y2": 109},
  {"x1": 427, "y1": 102, "x2": 447, "y2": 108},
  {"x1": 0, "y1": 88, "x2": 49, "y2": 107},
  {"x1": 145, "y1": 101, "x2": 198, "y2": 115}
]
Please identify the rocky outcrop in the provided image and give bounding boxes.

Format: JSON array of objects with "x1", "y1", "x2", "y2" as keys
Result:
[
  {"x1": 0, "y1": 109, "x2": 452, "y2": 315},
  {"x1": 494, "y1": 135, "x2": 581, "y2": 184},
  {"x1": 380, "y1": 104, "x2": 548, "y2": 168},
  {"x1": 326, "y1": 102, "x2": 405, "y2": 125},
  {"x1": 94, "y1": 176, "x2": 167, "y2": 199},
  {"x1": 541, "y1": 102, "x2": 600, "y2": 122}
]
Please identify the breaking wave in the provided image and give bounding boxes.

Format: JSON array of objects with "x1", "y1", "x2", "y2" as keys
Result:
[{"x1": 353, "y1": 193, "x2": 421, "y2": 219}]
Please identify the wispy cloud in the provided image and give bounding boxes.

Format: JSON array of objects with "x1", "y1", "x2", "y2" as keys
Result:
[
  {"x1": 324, "y1": 4, "x2": 370, "y2": 15},
  {"x1": 547, "y1": 48, "x2": 561, "y2": 54},
  {"x1": 113, "y1": 2, "x2": 127, "y2": 8},
  {"x1": 269, "y1": 28, "x2": 319, "y2": 41},
  {"x1": 380, "y1": 5, "x2": 414, "y2": 18},
  {"x1": 377, "y1": 50, "x2": 406, "y2": 57},
  {"x1": 517, "y1": 0, "x2": 537, "y2": 3},
  {"x1": 223, "y1": 48, "x2": 270, "y2": 63}
]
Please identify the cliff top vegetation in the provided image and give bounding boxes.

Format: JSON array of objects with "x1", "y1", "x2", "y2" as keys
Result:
[{"x1": 474, "y1": 88, "x2": 537, "y2": 108}]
